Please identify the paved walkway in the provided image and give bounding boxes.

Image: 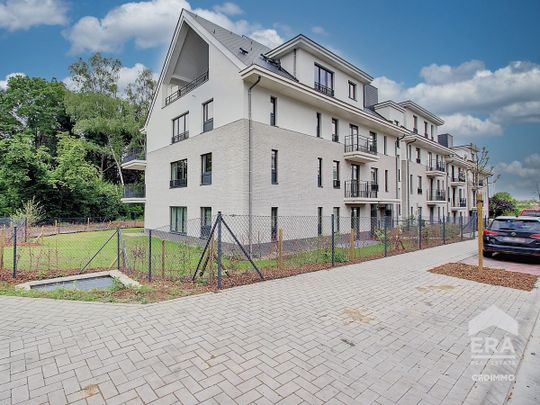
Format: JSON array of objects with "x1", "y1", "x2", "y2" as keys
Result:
[{"x1": 0, "y1": 240, "x2": 538, "y2": 405}]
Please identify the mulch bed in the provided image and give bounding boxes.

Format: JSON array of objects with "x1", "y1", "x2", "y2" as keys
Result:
[{"x1": 429, "y1": 262, "x2": 538, "y2": 291}]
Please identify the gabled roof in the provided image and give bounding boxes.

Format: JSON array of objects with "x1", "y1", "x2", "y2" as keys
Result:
[
  {"x1": 398, "y1": 100, "x2": 445, "y2": 126},
  {"x1": 265, "y1": 34, "x2": 374, "y2": 84},
  {"x1": 372, "y1": 100, "x2": 405, "y2": 113},
  {"x1": 184, "y1": 10, "x2": 296, "y2": 81}
]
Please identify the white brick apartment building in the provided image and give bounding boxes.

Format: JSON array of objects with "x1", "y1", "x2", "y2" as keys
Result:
[{"x1": 121, "y1": 9, "x2": 491, "y2": 239}]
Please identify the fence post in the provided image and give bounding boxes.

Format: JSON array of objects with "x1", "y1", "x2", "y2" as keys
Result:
[
  {"x1": 217, "y1": 212, "x2": 223, "y2": 289},
  {"x1": 384, "y1": 217, "x2": 388, "y2": 257},
  {"x1": 331, "y1": 214, "x2": 335, "y2": 267},
  {"x1": 0, "y1": 226, "x2": 4, "y2": 271},
  {"x1": 442, "y1": 216, "x2": 446, "y2": 244},
  {"x1": 418, "y1": 215, "x2": 422, "y2": 250},
  {"x1": 278, "y1": 228, "x2": 283, "y2": 270},
  {"x1": 161, "y1": 240, "x2": 165, "y2": 278},
  {"x1": 13, "y1": 226, "x2": 17, "y2": 279},
  {"x1": 460, "y1": 216, "x2": 464, "y2": 240},
  {"x1": 472, "y1": 214, "x2": 476, "y2": 239},
  {"x1": 116, "y1": 228, "x2": 121, "y2": 271},
  {"x1": 148, "y1": 229, "x2": 152, "y2": 281},
  {"x1": 24, "y1": 217, "x2": 28, "y2": 243},
  {"x1": 349, "y1": 228, "x2": 355, "y2": 261}
]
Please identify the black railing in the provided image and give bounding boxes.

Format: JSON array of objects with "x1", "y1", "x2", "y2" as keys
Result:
[
  {"x1": 332, "y1": 133, "x2": 339, "y2": 142},
  {"x1": 172, "y1": 131, "x2": 189, "y2": 144},
  {"x1": 201, "y1": 172, "x2": 212, "y2": 185},
  {"x1": 333, "y1": 179, "x2": 341, "y2": 189},
  {"x1": 170, "y1": 179, "x2": 187, "y2": 188},
  {"x1": 123, "y1": 184, "x2": 145, "y2": 199},
  {"x1": 314, "y1": 82, "x2": 334, "y2": 97},
  {"x1": 345, "y1": 180, "x2": 379, "y2": 198},
  {"x1": 165, "y1": 71, "x2": 209, "y2": 106},
  {"x1": 427, "y1": 160, "x2": 445, "y2": 172},
  {"x1": 427, "y1": 190, "x2": 446, "y2": 201},
  {"x1": 344, "y1": 134, "x2": 377, "y2": 154},
  {"x1": 203, "y1": 118, "x2": 214, "y2": 133},
  {"x1": 459, "y1": 198, "x2": 467, "y2": 207},
  {"x1": 122, "y1": 147, "x2": 145, "y2": 163},
  {"x1": 417, "y1": 188, "x2": 423, "y2": 195}
]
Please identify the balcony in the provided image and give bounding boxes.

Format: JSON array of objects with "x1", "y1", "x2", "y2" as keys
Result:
[
  {"x1": 170, "y1": 178, "x2": 187, "y2": 188},
  {"x1": 172, "y1": 131, "x2": 189, "y2": 144},
  {"x1": 121, "y1": 184, "x2": 145, "y2": 203},
  {"x1": 165, "y1": 71, "x2": 209, "y2": 106},
  {"x1": 121, "y1": 147, "x2": 146, "y2": 171},
  {"x1": 344, "y1": 134, "x2": 379, "y2": 163},
  {"x1": 314, "y1": 82, "x2": 334, "y2": 97},
  {"x1": 426, "y1": 160, "x2": 446, "y2": 177},
  {"x1": 203, "y1": 118, "x2": 214, "y2": 133},
  {"x1": 450, "y1": 172, "x2": 466, "y2": 185},
  {"x1": 451, "y1": 198, "x2": 467, "y2": 210},
  {"x1": 426, "y1": 190, "x2": 446, "y2": 205},
  {"x1": 344, "y1": 180, "x2": 400, "y2": 205}
]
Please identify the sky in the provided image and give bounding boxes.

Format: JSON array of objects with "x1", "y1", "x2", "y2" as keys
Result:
[{"x1": 1, "y1": 0, "x2": 539, "y2": 200}]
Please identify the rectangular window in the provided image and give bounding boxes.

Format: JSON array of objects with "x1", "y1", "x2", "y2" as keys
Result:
[
  {"x1": 333, "y1": 161, "x2": 340, "y2": 189},
  {"x1": 424, "y1": 121, "x2": 428, "y2": 137},
  {"x1": 200, "y1": 207, "x2": 212, "y2": 238},
  {"x1": 317, "y1": 157, "x2": 323, "y2": 187},
  {"x1": 314, "y1": 64, "x2": 334, "y2": 96},
  {"x1": 271, "y1": 149, "x2": 278, "y2": 184},
  {"x1": 271, "y1": 207, "x2": 278, "y2": 241},
  {"x1": 350, "y1": 124, "x2": 358, "y2": 136},
  {"x1": 430, "y1": 124, "x2": 434, "y2": 139},
  {"x1": 316, "y1": 112, "x2": 321, "y2": 137},
  {"x1": 371, "y1": 167, "x2": 378, "y2": 185},
  {"x1": 317, "y1": 207, "x2": 323, "y2": 236},
  {"x1": 331, "y1": 118, "x2": 339, "y2": 142},
  {"x1": 170, "y1": 159, "x2": 188, "y2": 188},
  {"x1": 170, "y1": 206, "x2": 187, "y2": 234},
  {"x1": 415, "y1": 147, "x2": 421, "y2": 163},
  {"x1": 348, "y1": 81, "x2": 357, "y2": 100},
  {"x1": 270, "y1": 96, "x2": 277, "y2": 126},
  {"x1": 385, "y1": 170, "x2": 389, "y2": 192},
  {"x1": 413, "y1": 115, "x2": 418, "y2": 133},
  {"x1": 417, "y1": 176, "x2": 423, "y2": 194},
  {"x1": 172, "y1": 112, "x2": 189, "y2": 143},
  {"x1": 333, "y1": 207, "x2": 340, "y2": 232},
  {"x1": 409, "y1": 174, "x2": 413, "y2": 194},
  {"x1": 202, "y1": 99, "x2": 213, "y2": 132},
  {"x1": 201, "y1": 153, "x2": 212, "y2": 185},
  {"x1": 370, "y1": 131, "x2": 377, "y2": 153},
  {"x1": 383, "y1": 136, "x2": 387, "y2": 155}
]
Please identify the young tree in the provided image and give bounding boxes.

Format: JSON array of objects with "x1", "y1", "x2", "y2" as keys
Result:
[{"x1": 126, "y1": 68, "x2": 157, "y2": 126}]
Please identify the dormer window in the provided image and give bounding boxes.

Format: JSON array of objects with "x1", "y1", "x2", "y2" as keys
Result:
[{"x1": 314, "y1": 64, "x2": 334, "y2": 96}]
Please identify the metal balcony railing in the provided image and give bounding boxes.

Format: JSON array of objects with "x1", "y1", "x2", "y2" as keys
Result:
[
  {"x1": 165, "y1": 71, "x2": 209, "y2": 106},
  {"x1": 332, "y1": 133, "x2": 339, "y2": 142},
  {"x1": 123, "y1": 184, "x2": 145, "y2": 199},
  {"x1": 344, "y1": 180, "x2": 379, "y2": 198},
  {"x1": 122, "y1": 147, "x2": 145, "y2": 163},
  {"x1": 314, "y1": 82, "x2": 334, "y2": 97},
  {"x1": 344, "y1": 134, "x2": 377, "y2": 154},
  {"x1": 333, "y1": 179, "x2": 341, "y2": 189},
  {"x1": 203, "y1": 118, "x2": 214, "y2": 133},
  {"x1": 170, "y1": 178, "x2": 187, "y2": 188},
  {"x1": 427, "y1": 160, "x2": 445, "y2": 172},
  {"x1": 459, "y1": 198, "x2": 467, "y2": 207},
  {"x1": 171, "y1": 131, "x2": 189, "y2": 144},
  {"x1": 427, "y1": 190, "x2": 446, "y2": 201}
]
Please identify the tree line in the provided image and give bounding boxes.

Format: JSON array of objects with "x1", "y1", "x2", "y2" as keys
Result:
[{"x1": 0, "y1": 53, "x2": 155, "y2": 221}]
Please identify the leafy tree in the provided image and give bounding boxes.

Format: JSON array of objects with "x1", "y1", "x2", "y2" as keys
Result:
[
  {"x1": 0, "y1": 75, "x2": 68, "y2": 147},
  {"x1": 126, "y1": 68, "x2": 157, "y2": 126},
  {"x1": 489, "y1": 192, "x2": 518, "y2": 217},
  {"x1": 68, "y1": 53, "x2": 121, "y2": 97}
]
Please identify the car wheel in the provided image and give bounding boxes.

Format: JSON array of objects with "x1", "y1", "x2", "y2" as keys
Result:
[{"x1": 483, "y1": 251, "x2": 493, "y2": 258}]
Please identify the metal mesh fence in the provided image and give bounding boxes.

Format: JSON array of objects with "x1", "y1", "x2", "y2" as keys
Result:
[{"x1": 1, "y1": 214, "x2": 481, "y2": 287}]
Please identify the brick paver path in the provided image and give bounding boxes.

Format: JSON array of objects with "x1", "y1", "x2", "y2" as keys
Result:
[{"x1": 0, "y1": 240, "x2": 538, "y2": 404}]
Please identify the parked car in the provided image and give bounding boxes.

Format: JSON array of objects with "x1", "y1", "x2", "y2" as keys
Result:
[
  {"x1": 519, "y1": 208, "x2": 540, "y2": 217},
  {"x1": 483, "y1": 216, "x2": 540, "y2": 257}
]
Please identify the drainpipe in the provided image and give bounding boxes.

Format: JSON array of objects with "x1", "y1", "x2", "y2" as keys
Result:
[{"x1": 248, "y1": 75, "x2": 261, "y2": 257}]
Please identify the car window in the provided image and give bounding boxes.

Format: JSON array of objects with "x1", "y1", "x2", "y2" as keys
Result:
[
  {"x1": 491, "y1": 219, "x2": 540, "y2": 232},
  {"x1": 522, "y1": 211, "x2": 540, "y2": 217}
]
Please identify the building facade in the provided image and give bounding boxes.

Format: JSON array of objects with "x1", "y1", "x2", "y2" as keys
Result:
[{"x1": 122, "y1": 10, "x2": 491, "y2": 239}]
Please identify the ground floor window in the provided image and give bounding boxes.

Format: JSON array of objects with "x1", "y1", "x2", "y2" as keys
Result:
[
  {"x1": 170, "y1": 206, "x2": 187, "y2": 234},
  {"x1": 201, "y1": 207, "x2": 212, "y2": 238}
]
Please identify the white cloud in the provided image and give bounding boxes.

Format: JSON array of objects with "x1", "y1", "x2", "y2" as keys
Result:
[
  {"x1": 374, "y1": 60, "x2": 540, "y2": 139},
  {"x1": 0, "y1": 0, "x2": 68, "y2": 31},
  {"x1": 0, "y1": 72, "x2": 25, "y2": 90},
  {"x1": 64, "y1": 0, "x2": 284, "y2": 53},
  {"x1": 213, "y1": 2, "x2": 243, "y2": 16},
  {"x1": 495, "y1": 153, "x2": 540, "y2": 199},
  {"x1": 311, "y1": 26, "x2": 327, "y2": 35},
  {"x1": 440, "y1": 113, "x2": 502, "y2": 138}
]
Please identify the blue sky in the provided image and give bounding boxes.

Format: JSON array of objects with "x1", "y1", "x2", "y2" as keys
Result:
[{"x1": 1, "y1": 0, "x2": 539, "y2": 199}]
